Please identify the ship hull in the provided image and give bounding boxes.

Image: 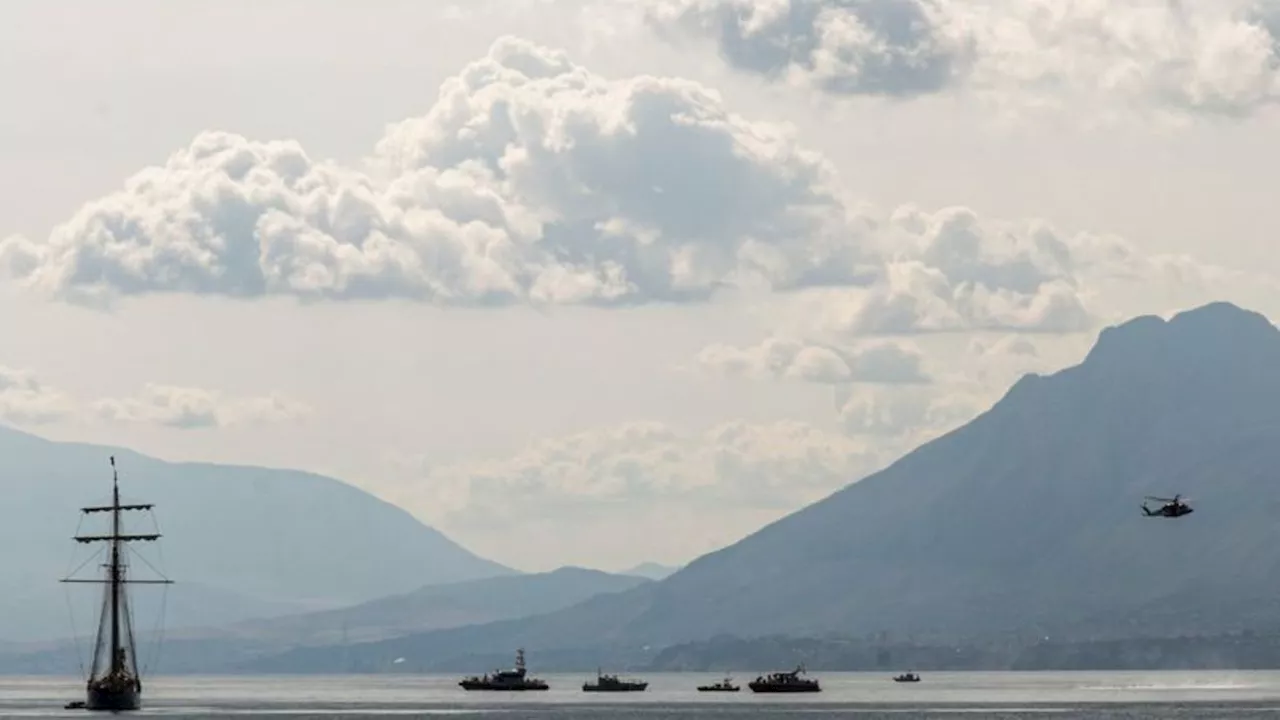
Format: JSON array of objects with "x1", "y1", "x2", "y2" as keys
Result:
[
  {"x1": 582, "y1": 684, "x2": 647, "y2": 692},
  {"x1": 748, "y1": 684, "x2": 820, "y2": 693},
  {"x1": 459, "y1": 682, "x2": 548, "y2": 691},
  {"x1": 86, "y1": 686, "x2": 141, "y2": 711}
]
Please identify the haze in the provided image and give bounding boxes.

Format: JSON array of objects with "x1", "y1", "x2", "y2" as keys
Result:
[{"x1": 3, "y1": 0, "x2": 1280, "y2": 575}]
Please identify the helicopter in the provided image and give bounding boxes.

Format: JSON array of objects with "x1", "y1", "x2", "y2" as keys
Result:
[{"x1": 1141, "y1": 494, "x2": 1193, "y2": 518}]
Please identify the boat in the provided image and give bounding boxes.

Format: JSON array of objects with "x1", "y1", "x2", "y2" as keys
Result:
[
  {"x1": 696, "y1": 675, "x2": 740, "y2": 692},
  {"x1": 582, "y1": 668, "x2": 648, "y2": 692},
  {"x1": 62, "y1": 457, "x2": 173, "y2": 712},
  {"x1": 893, "y1": 672, "x2": 921, "y2": 683},
  {"x1": 458, "y1": 648, "x2": 549, "y2": 691},
  {"x1": 747, "y1": 666, "x2": 820, "y2": 693}
]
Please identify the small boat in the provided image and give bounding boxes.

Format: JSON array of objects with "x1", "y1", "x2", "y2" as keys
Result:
[
  {"x1": 697, "y1": 675, "x2": 740, "y2": 692},
  {"x1": 893, "y1": 672, "x2": 921, "y2": 683},
  {"x1": 747, "y1": 666, "x2": 820, "y2": 693},
  {"x1": 459, "y1": 648, "x2": 550, "y2": 690},
  {"x1": 583, "y1": 668, "x2": 648, "y2": 692}
]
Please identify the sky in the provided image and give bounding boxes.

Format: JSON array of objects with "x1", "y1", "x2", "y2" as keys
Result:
[{"x1": 3, "y1": 0, "x2": 1280, "y2": 573}]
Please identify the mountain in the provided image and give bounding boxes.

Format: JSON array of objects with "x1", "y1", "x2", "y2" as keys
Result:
[
  {"x1": 0, "y1": 566, "x2": 650, "y2": 673},
  {"x1": 176, "y1": 566, "x2": 652, "y2": 646},
  {"x1": 618, "y1": 562, "x2": 680, "y2": 580},
  {"x1": 241, "y1": 301, "x2": 1280, "y2": 671},
  {"x1": 0, "y1": 425, "x2": 513, "y2": 642}
]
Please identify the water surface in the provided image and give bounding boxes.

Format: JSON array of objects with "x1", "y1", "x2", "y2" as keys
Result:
[{"x1": 5, "y1": 671, "x2": 1280, "y2": 717}]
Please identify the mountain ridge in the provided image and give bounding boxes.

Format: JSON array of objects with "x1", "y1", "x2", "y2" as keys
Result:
[
  {"x1": 171, "y1": 565, "x2": 651, "y2": 646},
  {"x1": 236, "y1": 301, "x2": 1280, "y2": 672},
  {"x1": 0, "y1": 422, "x2": 514, "y2": 642}
]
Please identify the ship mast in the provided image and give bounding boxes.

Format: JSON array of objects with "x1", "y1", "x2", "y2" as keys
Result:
[
  {"x1": 62, "y1": 456, "x2": 173, "y2": 687},
  {"x1": 109, "y1": 457, "x2": 124, "y2": 677}
]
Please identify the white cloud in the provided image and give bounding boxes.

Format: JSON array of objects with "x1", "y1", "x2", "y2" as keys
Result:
[
  {"x1": 388, "y1": 419, "x2": 888, "y2": 567},
  {"x1": 961, "y1": 334, "x2": 1063, "y2": 387},
  {"x1": 646, "y1": 0, "x2": 1280, "y2": 118},
  {"x1": 836, "y1": 383, "x2": 987, "y2": 441},
  {"x1": 0, "y1": 37, "x2": 880, "y2": 308},
  {"x1": 0, "y1": 35, "x2": 1244, "y2": 342},
  {"x1": 818, "y1": 261, "x2": 1095, "y2": 336},
  {"x1": 696, "y1": 336, "x2": 930, "y2": 383},
  {"x1": 0, "y1": 367, "x2": 75, "y2": 425},
  {"x1": 784, "y1": 204, "x2": 1279, "y2": 337},
  {"x1": 0, "y1": 366, "x2": 306, "y2": 431},
  {"x1": 91, "y1": 384, "x2": 309, "y2": 430}
]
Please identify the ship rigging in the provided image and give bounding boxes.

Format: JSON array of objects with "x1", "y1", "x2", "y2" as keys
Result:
[{"x1": 61, "y1": 457, "x2": 173, "y2": 712}]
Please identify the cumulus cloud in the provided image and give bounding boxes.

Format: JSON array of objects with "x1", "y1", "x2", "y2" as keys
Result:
[
  {"x1": 794, "y1": 202, "x2": 1274, "y2": 337},
  {"x1": 0, "y1": 367, "x2": 75, "y2": 425},
  {"x1": 91, "y1": 385, "x2": 309, "y2": 429},
  {"x1": 647, "y1": 0, "x2": 971, "y2": 98},
  {"x1": 962, "y1": 334, "x2": 1060, "y2": 386},
  {"x1": 836, "y1": 384, "x2": 985, "y2": 440},
  {"x1": 821, "y1": 261, "x2": 1094, "y2": 335},
  {"x1": 0, "y1": 37, "x2": 881, "y2": 307},
  {"x1": 792, "y1": 205, "x2": 1110, "y2": 335},
  {"x1": 0, "y1": 35, "x2": 1237, "y2": 333},
  {"x1": 390, "y1": 418, "x2": 888, "y2": 566},
  {"x1": 646, "y1": 0, "x2": 1280, "y2": 117},
  {"x1": 697, "y1": 336, "x2": 930, "y2": 383}
]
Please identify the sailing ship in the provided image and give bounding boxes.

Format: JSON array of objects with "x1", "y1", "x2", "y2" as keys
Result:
[{"x1": 61, "y1": 457, "x2": 173, "y2": 711}]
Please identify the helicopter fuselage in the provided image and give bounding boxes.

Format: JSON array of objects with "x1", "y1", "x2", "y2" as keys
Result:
[{"x1": 1143, "y1": 503, "x2": 1192, "y2": 518}]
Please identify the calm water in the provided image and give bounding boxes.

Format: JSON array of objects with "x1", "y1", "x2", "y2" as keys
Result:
[{"x1": 6, "y1": 672, "x2": 1280, "y2": 718}]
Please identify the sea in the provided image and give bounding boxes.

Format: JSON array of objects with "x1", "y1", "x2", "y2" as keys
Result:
[{"x1": 6, "y1": 671, "x2": 1280, "y2": 718}]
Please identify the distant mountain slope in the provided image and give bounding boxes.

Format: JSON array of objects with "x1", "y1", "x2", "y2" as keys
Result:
[
  {"x1": 179, "y1": 566, "x2": 652, "y2": 646},
  {"x1": 241, "y1": 301, "x2": 1280, "y2": 672},
  {"x1": 0, "y1": 426, "x2": 512, "y2": 641},
  {"x1": 0, "y1": 566, "x2": 650, "y2": 673},
  {"x1": 619, "y1": 562, "x2": 680, "y2": 580}
]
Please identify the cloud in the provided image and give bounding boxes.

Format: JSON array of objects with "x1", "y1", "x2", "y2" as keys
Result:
[
  {"x1": 696, "y1": 336, "x2": 930, "y2": 383},
  {"x1": 647, "y1": 0, "x2": 971, "y2": 98},
  {"x1": 646, "y1": 0, "x2": 1280, "y2": 117},
  {"x1": 962, "y1": 334, "x2": 1059, "y2": 387},
  {"x1": 820, "y1": 261, "x2": 1094, "y2": 335},
  {"x1": 969, "y1": 335, "x2": 1039, "y2": 359},
  {"x1": 91, "y1": 385, "x2": 309, "y2": 429},
  {"x1": 0, "y1": 35, "x2": 1245, "y2": 331},
  {"x1": 0, "y1": 366, "x2": 307, "y2": 430},
  {"x1": 0, "y1": 367, "x2": 75, "y2": 425},
  {"x1": 0, "y1": 37, "x2": 880, "y2": 308},
  {"x1": 785, "y1": 204, "x2": 1275, "y2": 337},
  {"x1": 390, "y1": 418, "x2": 888, "y2": 566},
  {"x1": 836, "y1": 383, "x2": 986, "y2": 441},
  {"x1": 782, "y1": 205, "x2": 1109, "y2": 336}
]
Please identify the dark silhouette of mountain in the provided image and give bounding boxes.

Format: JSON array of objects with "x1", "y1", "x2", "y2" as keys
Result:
[
  {"x1": 0, "y1": 424, "x2": 512, "y2": 642},
  {"x1": 238, "y1": 301, "x2": 1280, "y2": 672}
]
